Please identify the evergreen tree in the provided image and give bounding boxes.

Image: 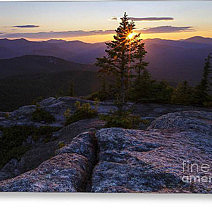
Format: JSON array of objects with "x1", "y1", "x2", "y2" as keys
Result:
[
  {"x1": 133, "y1": 41, "x2": 148, "y2": 79},
  {"x1": 129, "y1": 40, "x2": 149, "y2": 102},
  {"x1": 96, "y1": 12, "x2": 142, "y2": 113},
  {"x1": 129, "y1": 69, "x2": 153, "y2": 101},
  {"x1": 194, "y1": 53, "x2": 212, "y2": 105},
  {"x1": 97, "y1": 78, "x2": 110, "y2": 100},
  {"x1": 68, "y1": 81, "x2": 75, "y2": 97},
  {"x1": 171, "y1": 81, "x2": 194, "y2": 105},
  {"x1": 57, "y1": 88, "x2": 66, "y2": 97},
  {"x1": 152, "y1": 81, "x2": 174, "y2": 103}
]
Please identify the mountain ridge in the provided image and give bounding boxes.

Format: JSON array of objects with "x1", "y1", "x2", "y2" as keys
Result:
[
  {"x1": 0, "y1": 36, "x2": 211, "y2": 111},
  {"x1": 183, "y1": 36, "x2": 212, "y2": 44},
  {"x1": 0, "y1": 36, "x2": 211, "y2": 84},
  {"x1": 0, "y1": 54, "x2": 97, "y2": 79},
  {"x1": 0, "y1": 55, "x2": 99, "y2": 111}
]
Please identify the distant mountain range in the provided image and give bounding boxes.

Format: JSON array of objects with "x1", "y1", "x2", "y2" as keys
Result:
[
  {"x1": 144, "y1": 36, "x2": 212, "y2": 84},
  {"x1": 0, "y1": 38, "x2": 105, "y2": 64},
  {"x1": 0, "y1": 36, "x2": 211, "y2": 85},
  {"x1": 181, "y1": 36, "x2": 212, "y2": 45},
  {"x1": 0, "y1": 36, "x2": 211, "y2": 111}
]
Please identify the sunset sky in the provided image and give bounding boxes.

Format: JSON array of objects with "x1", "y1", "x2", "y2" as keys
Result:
[{"x1": 0, "y1": 1, "x2": 212, "y2": 43}]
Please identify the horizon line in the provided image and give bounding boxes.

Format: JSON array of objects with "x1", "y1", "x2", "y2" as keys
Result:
[{"x1": 0, "y1": 35, "x2": 211, "y2": 44}]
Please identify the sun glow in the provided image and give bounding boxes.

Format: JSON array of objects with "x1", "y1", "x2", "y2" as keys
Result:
[{"x1": 127, "y1": 32, "x2": 136, "y2": 40}]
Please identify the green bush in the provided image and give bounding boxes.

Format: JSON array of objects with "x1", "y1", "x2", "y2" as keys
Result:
[
  {"x1": 58, "y1": 141, "x2": 65, "y2": 149},
  {"x1": 32, "y1": 106, "x2": 55, "y2": 123},
  {"x1": 86, "y1": 77, "x2": 113, "y2": 101},
  {"x1": 151, "y1": 81, "x2": 174, "y2": 103},
  {"x1": 0, "y1": 125, "x2": 60, "y2": 168},
  {"x1": 100, "y1": 111, "x2": 145, "y2": 129},
  {"x1": 4, "y1": 112, "x2": 10, "y2": 119},
  {"x1": 0, "y1": 146, "x2": 30, "y2": 170},
  {"x1": 203, "y1": 100, "x2": 212, "y2": 107},
  {"x1": 64, "y1": 108, "x2": 71, "y2": 119},
  {"x1": 129, "y1": 71, "x2": 174, "y2": 104},
  {"x1": 31, "y1": 96, "x2": 44, "y2": 105},
  {"x1": 65, "y1": 101, "x2": 97, "y2": 125},
  {"x1": 171, "y1": 81, "x2": 194, "y2": 105},
  {"x1": 31, "y1": 126, "x2": 61, "y2": 143},
  {"x1": 86, "y1": 90, "x2": 111, "y2": 101},
  {"x1": 86, "y1": 91, "x2": 100, "y2": 101}
]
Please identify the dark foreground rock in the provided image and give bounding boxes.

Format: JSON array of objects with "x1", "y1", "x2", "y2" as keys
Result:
[
  {"x1": 148, "y1": 110, "x2": 212, "y2": 135},
  {"x1": 91, "y1": 127, "x2": 212, "y2": 193},
  {"x1": 0, "y1": 110, "x2": 212, "y2": 193},
  {"x1": 0, "y1": 131, "x2": 96, "y2": 192},
  {"x1": 0, "y1": 118, "x2": 104, "y2": 181},
  {"x1": 91, "y1": 111, "x2": 212, "y2": 193}
]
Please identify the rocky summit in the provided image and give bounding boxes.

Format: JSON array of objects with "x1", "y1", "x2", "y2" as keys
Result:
[
  {"x1": 1, "y1": 96, "x2": 211, "y2": 128},
  {"x1": 0, "y1": 109, "x2": 211, "y2": 193},
  {"x1": 1, "y1": 96, "x2": 210, "y2": 182}
]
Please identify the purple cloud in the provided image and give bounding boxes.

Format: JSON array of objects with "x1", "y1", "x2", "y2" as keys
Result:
[
  {"x1": 0, "y1": 30, "x2": 115, "y2": 39},
  {"x1": 111, "y1": 17, "x2": 118, "y2": 21},
  {"x1": 111, "y1": 16, "x2": 174, "y2": 21},
  {"x1": 129, "y1": 17, "x2": 174, "y2": 21},
  {"x1": 140, "y1": 26, "x2": 194, "y2": 34},
  {"x1": 13, "y1": 25, "x2": 40, "y2": 28},
  {"x1": 0, "y1": 25, "x2": 194, "y2": 39}
]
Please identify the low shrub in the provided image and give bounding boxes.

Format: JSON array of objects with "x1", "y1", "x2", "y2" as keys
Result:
[
  {"x1": 0, "y1": 145, "x2": 30, "y2": 170},
  {"x1": 31, "y1": 96, "x2": 44, "y2": 105},
  {"x1": 65, "y1": 101, "x2": 97, "y2": 125},
  {"x1": 0, "y1": 125, "x2": 60, "y2": 168},
  {"x1": 31, "y1": 106, "x2": 55, "y2": 123},
  {"x1": 58, "y1": 142, "x2": 65, "y2": 149},
  {"x1": 4, "y1": 112, "x2": 10, "y2": 119},
  {"x1": 31, "y1": 126, "x2": 61, "y2": 143},
  {"x1": 100, "y1": 111, "x2": 144, "y2": 129},
  {"x1": 86, "y1": 90, "x2": 111, "y2": 101},
  {"x1": 203, "y1": 101, "x2": 212, "y2": 107}
]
